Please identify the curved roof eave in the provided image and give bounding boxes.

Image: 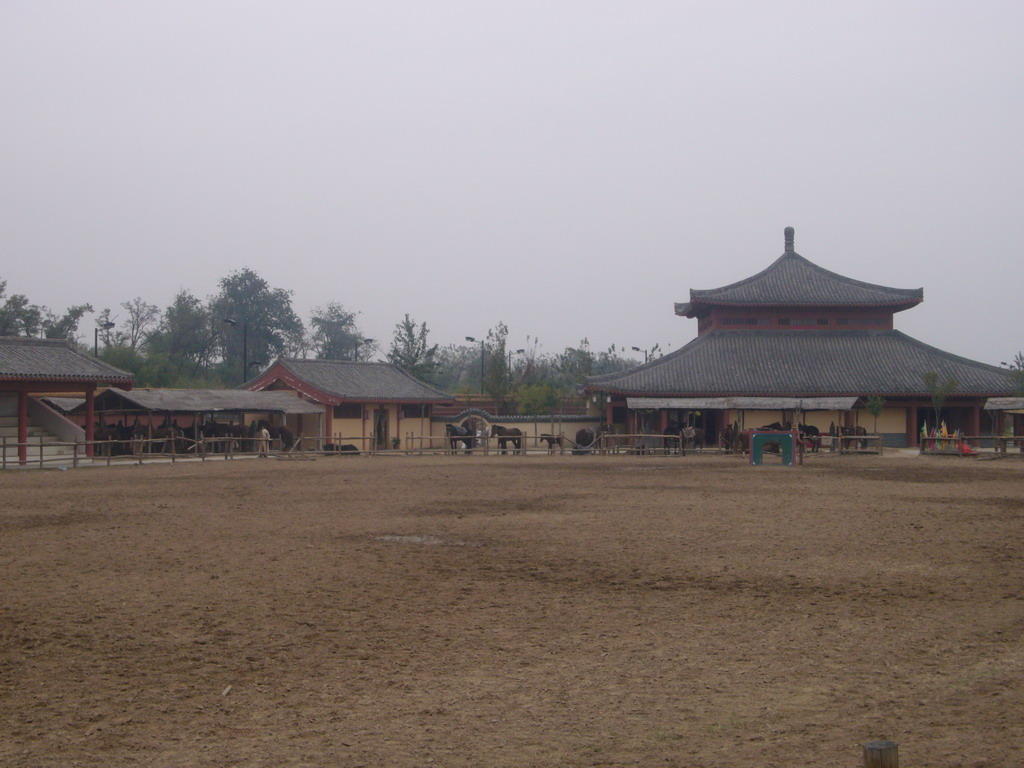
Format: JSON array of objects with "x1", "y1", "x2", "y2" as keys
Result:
[{"x1": 584, "y1": 329, "x2": 1012, "y2": 398}]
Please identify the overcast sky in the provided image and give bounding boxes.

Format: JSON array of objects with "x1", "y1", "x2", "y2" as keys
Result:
[{"x1": 2, "y1": 1, "x2": 1021, "y2": 366}]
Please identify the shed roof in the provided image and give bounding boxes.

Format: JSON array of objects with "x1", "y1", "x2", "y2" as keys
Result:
[
  {"x1": 87, "y1": 387, "x2": 324, "y2": 415},
  {"x1": 586, "y1": 329, "x2": 1013, "y2": 398},
  {"x1": 626, "y1": 396, "x2": 859, "y2": 411},
  {"x1": 983, "y1": 397, "x2": 1024, "y2": 411},
  {"x1": 250, "y1": 358, "x2": 454, "y2": 404},
  {"x1": 675, "y1": 228, "x2": 922, "y2": 316},
  {"x1": 0, "y1": 336, "x2": 134, "y2": 387}
]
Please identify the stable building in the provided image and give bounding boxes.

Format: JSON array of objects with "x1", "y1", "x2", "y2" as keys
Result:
[
  {"x1": 245, "y1": 358, "x2": 454, "y2": 451},
  {"x1": 585, "y1": 228, "x2": 1014, "y2": 447}
]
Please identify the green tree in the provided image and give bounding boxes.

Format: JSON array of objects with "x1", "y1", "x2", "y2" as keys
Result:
[
  {"x1": 1007, "y1": 352, "x2": 1024, "y2": 396},
  {"x1": 147, "y1": 290, "x2": 219, "y2": 377},
  {"x1": 119, "y1": 297, "x2": 160, "y2": 351},
  {"x1": 865, "y1": 395, "x2": 886, "y2": 434},
  {"x1": 482, "y1": 322, "x2": 512, "y2": 412},
  {"x1": 387, "y1": 314, "x2": 439, "y2": 382},
  {"x1": 0, "y1": 289, "x2": 45, "y2": 336},
  {"x1": 515, "y1": 383, "x2": 560, "y2": 415},
  {"x1": 553, "y1": 338, "x2": 595, "y2": 390},
  {"x1": 211, "y1": 268, "x2": 304, "y2": 373},
  {"x1": 922, "y1": 371, "x2": 958, "y2": 429},
  {"x1": 44, "y1": 303, "x2": 93, "y2": 341},
  {"x1": 433, "y1": 343, "x2": 481, "y2": 393},
  {"x1": 309, "y1": 302, "x2": 366, "y2": 360}
]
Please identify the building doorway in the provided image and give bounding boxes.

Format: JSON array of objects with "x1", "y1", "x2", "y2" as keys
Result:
[{"x1": 374, "y1": 409, "x2": 388, "y2": 450}]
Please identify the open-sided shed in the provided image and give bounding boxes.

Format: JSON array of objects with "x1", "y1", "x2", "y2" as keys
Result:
[{"x1": 79, "y1": 387, "x2": 324, "y2": 443}]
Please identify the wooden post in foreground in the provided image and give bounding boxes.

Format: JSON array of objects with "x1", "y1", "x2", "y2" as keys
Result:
[{"x1": 863, "y1": 740, "x2": 898, "y2": 768}]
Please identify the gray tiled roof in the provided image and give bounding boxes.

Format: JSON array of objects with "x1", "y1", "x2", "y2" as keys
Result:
[
  {"x1": 89, "y1": 387, "x2": 324, "y2": 414},
  {"x1": 585, "y1": 330, "x2": 1012, "y2": 397},
  {"x1": 262, "y1": 358, "x2": 454, "y2": 402},
  {"x1": 0, "y1": 336, "x2": 134, "y2": 385},
  {"x1": 676, "y1": 233, "x2": 922, "y2": 315}
]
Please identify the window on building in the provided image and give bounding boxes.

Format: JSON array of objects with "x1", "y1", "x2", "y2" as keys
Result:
[{"x1": 333, "y1": 403, "x2": 362, "y2": 419}]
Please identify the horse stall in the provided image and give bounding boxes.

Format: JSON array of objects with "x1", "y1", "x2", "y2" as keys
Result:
[{"x1": 73, "y1": 388, "x2": 323, "y2": 461}]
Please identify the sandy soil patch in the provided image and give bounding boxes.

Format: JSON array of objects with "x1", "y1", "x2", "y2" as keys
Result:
[{"x1": 1, "y1": 454, "x2": 1022, "y2": 767}]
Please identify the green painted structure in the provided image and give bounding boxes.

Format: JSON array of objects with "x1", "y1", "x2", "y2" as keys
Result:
[{"x1": 750, "y1": 431, "x2": 800, "y2": 466}]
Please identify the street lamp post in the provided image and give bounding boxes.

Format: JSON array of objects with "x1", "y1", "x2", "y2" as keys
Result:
[
  {"x1": 508, "y1": 348, "x2": 525, "y2": 372},
  {"x1": 353, "y1": 338, "x2": 375, "y2": 362},
  {"x1": 466, "y1": 336, "x2": 485, "y2": 394},
  {"x1": 94, "y1": 322, "x2": 115, "y2": 357},
  {"x1": 223, "y1": 318, "x2": 247, "y2": 383},
  {"x1": 632, "y1": 346, "x2": 648, "y2": 364}
]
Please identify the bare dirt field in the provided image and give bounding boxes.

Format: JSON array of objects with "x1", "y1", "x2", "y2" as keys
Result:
[{"x1": 1, "y1": 453, "x2": 1022, "y2": 767}]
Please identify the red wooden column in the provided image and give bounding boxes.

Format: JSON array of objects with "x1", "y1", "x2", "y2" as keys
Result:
[
  {"x1": 967, "y1": 405, "x2": 981, "y2": 446},
  {"x1": 905, "y1": 406, "x2": 918, "y2": 448},
  {"x1": 85, "y1": 385, "x2": 96, "y2": 457},
  {"x1": 18, "y1": 389, "x2": 28, "y2": 465}
]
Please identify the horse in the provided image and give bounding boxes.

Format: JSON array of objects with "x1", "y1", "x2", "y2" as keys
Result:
[
  {"x1": 662, "y1": 423, "x2": 683, "y2": 455},
  {"x1": 798, "y1": 423, "x2": 821, "y2": 453},
  {"x1": 840, "y1": 425, "x2": 868, "y2": 450},
  {"x1": 539, "y1": 434, "x2": 563, "y2": 454},
  {"x1": 93, "y1": 421, "x2": 132, "y2": 456},
  {"x1": 683, "y1": 425, "x2": 705, "y2": 453},
  {"x1": 445, "y1": 423, "x2": 473, "y2": 454},
  {"x1": 490, "y1": 425, "x2": 523, "y2": 454},
  {"x1": 325, "y1": 443, "x2": 360, "y2": 455},
  {"x1": 151, "y1": 424, "x2": 181, "y2": 454},
  {"x1": 573, "y1": 425, "x2": 610, "y2": 453}
]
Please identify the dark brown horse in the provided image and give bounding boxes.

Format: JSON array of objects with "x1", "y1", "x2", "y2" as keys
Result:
[
  {"x1": 573, "y1": 425, "x2": 610, "y2": 453},
  {"x1": 445, "y1": 423, "x2": 473, "y2": 454},
  {"x1": 840, "y1": 425, "x2": 868, "y2": 450},
  {"x1": 490, "y1": 425, "x2": 523, "y2": 454},
  {"x1": 539, "y1": 433, "x2": 562, "y2": 454}
]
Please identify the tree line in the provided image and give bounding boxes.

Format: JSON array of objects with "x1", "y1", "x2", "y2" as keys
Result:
[{"x1": 1, "y1": 270, "x2": 653, "y2": 413}]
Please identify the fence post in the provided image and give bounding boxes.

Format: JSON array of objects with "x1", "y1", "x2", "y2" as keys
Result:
[{"x1": 863, "y1": 740, "x2": 898, "y2": 768}]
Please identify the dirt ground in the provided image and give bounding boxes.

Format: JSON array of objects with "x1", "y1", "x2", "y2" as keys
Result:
[{"x1": 1, "y1": 452, "x2": 1022, "y2": 768}]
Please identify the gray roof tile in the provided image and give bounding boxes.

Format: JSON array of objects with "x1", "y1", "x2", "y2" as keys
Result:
[
  {"x1": 259, "y1": 358, "x2": 454, "y2": 403},
  {"x1": 586, "y1": 330, "x2": 1013, "y2": 397},
  {"x1": 677, "y1": 231, "x2": 922, "y2": 314},
  {"x1": 0, "y1": 336, "x2": 134, "y2": 385}
]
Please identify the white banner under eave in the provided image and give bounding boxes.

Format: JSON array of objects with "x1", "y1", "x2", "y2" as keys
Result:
[{"x1": 626, "y1": 397, "x2": 858, "y2": 411}]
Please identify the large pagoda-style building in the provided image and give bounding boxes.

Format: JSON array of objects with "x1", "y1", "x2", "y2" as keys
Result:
[{"x1": 585, "y1": 227, "x2": 1013, "y2": 447}]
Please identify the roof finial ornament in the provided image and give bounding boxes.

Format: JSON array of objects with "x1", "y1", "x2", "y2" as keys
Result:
[{"x1": 784, "y1": 226, "x2": 795, "y2": 254}]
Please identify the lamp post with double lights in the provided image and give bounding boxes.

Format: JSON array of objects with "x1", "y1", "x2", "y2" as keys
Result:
[
  {"x1": 94, "y1": 321, "x2": 116, "y2": 357},
  {"x1": 631, "y1": 346, "x2": 648, "y2": 364}
]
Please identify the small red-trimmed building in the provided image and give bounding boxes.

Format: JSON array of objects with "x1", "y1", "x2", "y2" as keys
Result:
[
  {"x1": 245, "y1": 358, "x2": 454, "y2": 450},
  {"x1": 585, "y1": 227, "x2": 1014, "y2": 447},
  {"x1": 0, "y1": 336, "x2": 135, "y2": 463}
]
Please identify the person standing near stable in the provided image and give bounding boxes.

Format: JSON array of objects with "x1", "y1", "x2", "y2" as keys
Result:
[{"x1": 258, "y1": 424, "x2": 271, "y2": 458}]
